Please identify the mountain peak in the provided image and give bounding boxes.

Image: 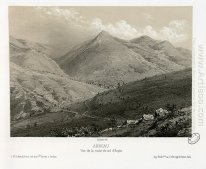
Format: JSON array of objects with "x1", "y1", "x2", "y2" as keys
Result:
[
  {"x1": 98, "y1": 30, "x2": 110, "y2": 35},
  {"x1": 95, "y1": 30, "x2": 113, "y2": 39},
  {"x1": 151, "y1": 40, "x2": 175, "y2": 50},
  {"x1": 130, "y1": 35, "x2": 156, "y2": 44},
  {"x1": 138, "y1": 35, "x2": 153, "y2": 40},
  {"x1": 9, "y1": 35, "x2": 27, "y2": 49},
  {"x1": 159, "y1": 40, "x2": 174, "y2": 47}
]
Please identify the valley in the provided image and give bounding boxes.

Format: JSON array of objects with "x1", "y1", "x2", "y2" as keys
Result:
[{"x1": 10, "y1": 31, "x2": 192, "y2": 137}]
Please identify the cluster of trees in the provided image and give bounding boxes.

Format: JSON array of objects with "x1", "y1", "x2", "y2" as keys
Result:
[
  {"x1": 165, "y1": 103, "x2": 177, "y2": 113},
  {"x1": 87, "y1": 80, "x2": 127, "y2": 90},
  {"x1": 49, "y1": 124, "x2": 104, "y2": 137},
  {"x1": 86, "y1": 80, "x2": 114, "y2": 89},
  {"x1": 26, "y1": 122, "x2": 38, "y2": 129}
]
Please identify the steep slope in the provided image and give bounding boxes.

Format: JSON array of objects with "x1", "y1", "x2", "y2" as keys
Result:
[
  {"x1": 57, "y1": 31, "x2": 191, "y2": 87},
  {"x1": 10, "y1": 36, "x2": 105, "y2": 121},
  {"x1": 10, "y1": 36, "x2": 64, "y2": 75},
  {"x1": 85, "y1": 68, "x2": 191, "y2": 119},
  {"x1": 10, "y1": 49, "x2": 65, "y2": 75},
  {"x1": 10, "y1": 63, "x2": 104, "y2": 121},
  {"x1": 10, "y1": 36, "x2": 55, "y2": 57},
  {"x1": 176, "y1": 47, "x2": 192, "y2": 66},
  {"x1": 130, "y1": 35, "x2": 159, "y2": 47},
  {"x1": 152, "y1": 41, "x2": 191, "y2": 67},
  {"x1": 129, "y1": 36, "x2": 191, "y2": 67},
  {"x1": 57, "y1": 31, "x2": 164, "y2": 88},
  {"x1": 123, "y1": 41, "x2": 184, "y2": 73}
]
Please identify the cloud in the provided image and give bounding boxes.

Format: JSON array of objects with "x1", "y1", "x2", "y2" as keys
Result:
[
  {"x1": 35, "y1": 7, "x2": 139, "y2": 40},
  {"x1": 159, "y1": 26, "x2": 187, "y2": 42},
  {"x1": 91, "y1": 18, "x2": 189, "y2": 43},
  {"x1": 143, "y1": 25, "x2": 157, "y2": 37},
  {"x1": 35, "y1": 7, "x2": 86, "y2": 25},
  {"x1": 142, "y1": 19, "x2": 189, "y2": 43},
  {"x1": 35, "y1": 7, "x2": 190, "y2": 44},
  {"x1": 168, "y1": 19, "x2": 188, "y2": 31},
  {"x1": 91, "y1": 19, "x2": 139, "y2": 39}
]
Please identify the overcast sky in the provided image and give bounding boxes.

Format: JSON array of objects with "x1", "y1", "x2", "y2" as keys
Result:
[{"x1": 9, "y1": 6, "x2": 192, "y2": 55}]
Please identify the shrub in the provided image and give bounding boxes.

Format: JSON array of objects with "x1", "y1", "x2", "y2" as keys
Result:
[{"x1": 165, "y1": 104, "x2": 177, "y2": 113}]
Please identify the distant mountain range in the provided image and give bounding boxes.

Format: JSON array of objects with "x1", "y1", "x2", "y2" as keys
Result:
[{"x1": 57, "y1": 31, "x2": 191, "y2": 88}]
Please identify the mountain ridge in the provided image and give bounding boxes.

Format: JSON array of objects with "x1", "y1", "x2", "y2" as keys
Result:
[
  {"x1": 57, "y1": 31, "x2": 191, "y2": 87},
  {"x1": 10, "y1": 36, "x2": 105, "y2": 120}
]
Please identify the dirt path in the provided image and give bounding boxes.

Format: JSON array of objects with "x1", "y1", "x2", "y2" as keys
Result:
[
  {"x1": 11, "y1": 101, "x2": 110, "y2": 132},
  {"x1": 83, "y1": 101, "x2": 111, "y2": 121}
]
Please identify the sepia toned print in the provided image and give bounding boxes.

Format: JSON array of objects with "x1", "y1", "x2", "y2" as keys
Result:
[{"x1": 9, "y1": 6, "x2": 192, "y2": 137}]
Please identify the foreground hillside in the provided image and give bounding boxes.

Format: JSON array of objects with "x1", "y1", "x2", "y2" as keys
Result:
[
  {"x1": 11, "y1": 68, "x2": 192, "y2": 137},
  {"x1": 57, "y1": 31, "x2": 191, "y2": 88},
  {"x1": 99, "y1": 106, "x2": 191, "y2": 137},
  {"x1": 11, "y1": 106, "x2": 191, "y2": 137},
  {"x1": 85, "y1": 68, "x2": 192, "y2": 119}
]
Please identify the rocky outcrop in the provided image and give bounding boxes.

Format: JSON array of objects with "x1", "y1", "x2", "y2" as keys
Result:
[
  {"x1": 146, "y1": 107, "x2": 192, "y2": 137},
  {"x1": 143, "y1": 114, "x2": 154, "y2": 121},
  {"x1": 155, "y1": 108, "x2": 169, "y2": 117},
  {"x1": 94, "y1": 106, "x2": 192, "y2": 137}
]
